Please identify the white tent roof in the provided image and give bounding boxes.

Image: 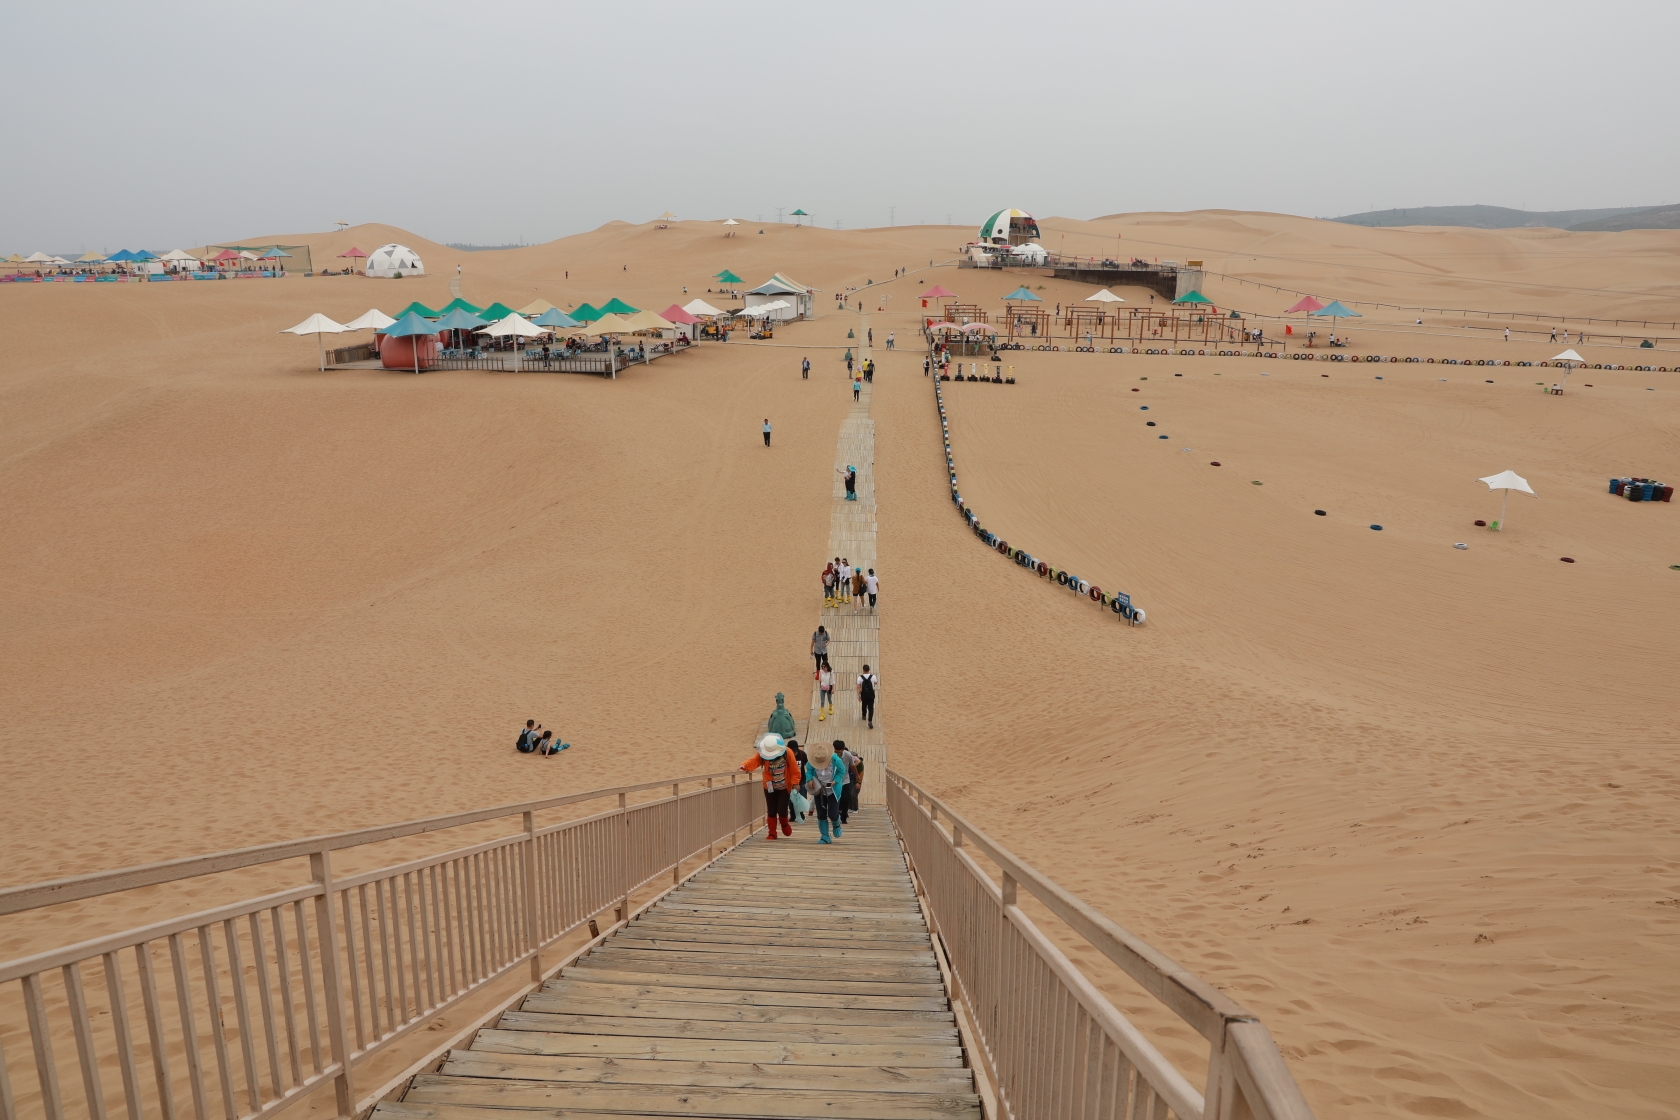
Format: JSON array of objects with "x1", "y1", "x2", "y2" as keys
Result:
[
  {"x1": 683, "y1": 298, "x2": 726, "y2": 317},
  {"x1": 159, "y1": 249, "x2": 199, "y2": 261},
  {"x1": 1084, "y1": 288, "x2": 1125, "y2": 303},
  {"x1": 477, "y1": 313, "x2": 545, "y2": 338},
  {"x1": 1551, "y1": 349, "x2": 1584, "y2": 363},
  {"x1": 738, "y1": 300, "x2": 791, "y2": 317},
  {"x1": 344, "y1": 308, "x2": 396, "y2": 331},
  {"x1": 723, "y1": 219, "x2": 739, "y2": 226},
  {"x1": 1478, "y1": 470, "x2": 1535, "y2": 496},
  {"x1": 23, "y1": 252, "x2": 53, "y2": 263},
  {"x1": 280, "y1": 313, "x2": 349, "y2": 336}
]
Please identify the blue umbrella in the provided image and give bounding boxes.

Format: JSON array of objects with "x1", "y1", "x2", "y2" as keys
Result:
[
  {"x1": 1309, "y1": 300, "x2": 1361, "y2": 343},
  {"x1": 382, "y1": 311, "x2": 438, "y2": 374},
  {"x1": 1002, "y1": 286, "x2": 1041, "y2": 302},
  {"x1": 532, "y1": 307, "x2": 579, "y2": 329}
]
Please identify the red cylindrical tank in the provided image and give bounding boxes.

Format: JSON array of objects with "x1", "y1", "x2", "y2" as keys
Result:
[{"x1": 381, "y1": 333, "x2": 438, "y2": 370}]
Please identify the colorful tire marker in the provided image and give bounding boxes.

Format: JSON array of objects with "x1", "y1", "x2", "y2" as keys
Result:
[{"x1": 935, "y1": 377, "x2": 1145, "y2": 625}]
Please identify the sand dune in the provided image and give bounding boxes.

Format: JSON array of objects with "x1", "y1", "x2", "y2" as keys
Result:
[{"x1": 2, "y1": 212, "x2": 1677, "y2": 1118}]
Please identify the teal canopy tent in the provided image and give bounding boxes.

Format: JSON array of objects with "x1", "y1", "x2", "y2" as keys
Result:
[
  {"x1": 570, "y1": 303, "x2": 602, "y2": 322},
  {"x1": 1002, "y1": 286, "x2": 1042, "y2": 301},
  {"x1": 476, "y1": 302, "x2": 519, "y2": 322},
  {"x1": 1309, "y1": 300, "x2": 1360, "y2": 320},
  {"x1": 433, "y1": 308, "x2": 488, "y2": 349},
  {"x1": 383, "y1": 312, "x2": 439, "y2": 374},
  {"x1": 1173, "y1": 290, "x2": 1213, "y2": 305},
  {"x1": 434, "y1": 296, "x2": 484, "y2": 316},
  {"x1": 532, "y1": 308, "x2": 579, "y2": 329},
  {"x1": 599, "y1": 297, "x2": 639, "y2": 315},
  {"x1": 393, "y1": 301, "x2": 440, "y2": 319},
  {"x1": 714, "y1": 270, "x2": 743, "y2": 284}
]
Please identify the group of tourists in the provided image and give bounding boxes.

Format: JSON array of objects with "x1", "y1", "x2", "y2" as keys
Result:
[
  {"x1": 740, "y1": 732, "x2": 863, "y2": 844},
  {"x1": 820, "y1": 558, "x2": 878, "y2": 612},
  {"x1": 513, "y1": 719, "x2": 568, "y2": 757}
]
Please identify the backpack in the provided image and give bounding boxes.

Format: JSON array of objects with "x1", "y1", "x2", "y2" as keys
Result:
[{"x1": 516, "y1": 729, "x2": 535, "y2": 753}]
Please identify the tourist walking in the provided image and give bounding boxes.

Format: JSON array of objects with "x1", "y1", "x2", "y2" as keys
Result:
[
  {"x1": 887, "y1": 332, "x2": 895, "y2": 350},
  {"x1": 852, "y1": 375, "x2": 861, "y2": 402},
  {"x1": 857, "y1": 665, "x2": 879, "y2": 729},
  {"x1": 801, "y1": 356, "x2": 810, "y2": 379},
  {"x1": 864, "y1": 568, "x2": 879, "y2": 612},
  {"x1": 851, "y1": 565, "x2": 867, "y2": 613},
  {"x1": 803, "y1": 741, "x2": 848, "y2": 843},
  {"x1": 823, "y1": 562, "x2": 837, "y2": 606},
  {"x1": 762, "y1": 418, "x2": 772, "y2": 447},
  {"x1": 811, "y1": 624, "x2": 831, "y2": 671},
  {"x1": 837, "y1": 559, "x2": 852, "y2": 603},
  {"x1": 740, "y1": 734, "x2": 797, "y2": 839},
  {"x1": 817, "y1": 664, "x2": 835, "y2": 720},
  {"x1": 837, "y1": 741, "x2": 861, "y2": 820},
  {"x1": 840, "y1": 465, "x2": 857, "y2": 501},
  {"x1": 868, "y1": 328, "x2": 873, "y2": 345},
  {"x1": 923, "y1": 357, "x2": 931, "y2": 377}
]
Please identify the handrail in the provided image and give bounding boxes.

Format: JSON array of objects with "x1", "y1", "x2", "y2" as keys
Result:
[
  {"x1": 886, "y1": 769, "x2": 1314, "y2": 1120},
  {"x1": 0, "y1": 769, "x2": 742, "y2": 916},
  {"x1": 0, "y1": 771, "x2": 760, "y2": 1120}
]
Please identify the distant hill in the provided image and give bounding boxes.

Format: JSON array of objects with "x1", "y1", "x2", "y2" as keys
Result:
[
  {"x1": 1565, "y1": 204, "x2": 1680, "y2": 232},
  {"x1": 445, "y1": 242, "x2": 528, "y2": 252},
  {"x1": 1332, "y1": 204, "x2": 1652, "y2": 230}
]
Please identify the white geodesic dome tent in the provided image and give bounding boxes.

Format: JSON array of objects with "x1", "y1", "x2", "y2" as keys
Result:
[{"x1": 365, "y1": 243, "x2": 424, "y2": 278}]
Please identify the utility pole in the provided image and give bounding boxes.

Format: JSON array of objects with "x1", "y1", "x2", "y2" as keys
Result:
[{"x1": 776, "y1": 207, "x2": 784, "y2": 224}]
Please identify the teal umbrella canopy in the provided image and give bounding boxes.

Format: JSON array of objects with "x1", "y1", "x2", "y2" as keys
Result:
[
  {"x1": 1309, "y1": 301, "x2": 1361, "y2": 318},
  {"x1": 532, "y1": 308, "x2": 579, "y2": 328},
  {"x1": 434, "y1": 308, "x2": 488, "y2": 330},
  {"x1": 382, "y1": 312, "x2": 440, "y2": 338},
  {"x1": 259, "y1": 246, "x2": 293, "y2": 258},
  {"x1": 1002, "y1": 286, "x2": 1041, "y2": 301}
]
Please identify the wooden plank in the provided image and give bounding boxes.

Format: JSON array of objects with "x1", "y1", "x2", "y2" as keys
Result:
[
  {"x1": 494, "y1": 1010, "x2": 958, "y2": 1044},
  {"x1": 601, "y1": 940, "x2": 932, "y2": 962},
  {"x1": 397, "y1": 1075, "x2": 981, "y2": 1119},
  {"x1": 572, "y1": 953, "x2": 940, "y2": 983},
  {"x1": 470, "y1": 1028, "x2": 964, "y2": 1066},
  {"x1": 517, "y1": 995, "x2": 955, "y2": 1029},
  {"x1": 552, "y1": 968, "x2": 945, "y2": 999},
  {"x1": 436, "y1": 1051, "x2": 972, "y2": 1092},
  {"x1": 537, "y1": 980, "x2": 948, "y2": 1013}
]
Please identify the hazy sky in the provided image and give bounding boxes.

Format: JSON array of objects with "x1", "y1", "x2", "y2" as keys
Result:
[{"x1": 7, "y1": 1, "x2": 1677, "y2": 251}]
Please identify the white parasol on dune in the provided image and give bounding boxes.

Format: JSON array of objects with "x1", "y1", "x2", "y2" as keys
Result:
[
  {"x1": 1550, "y1": 348, "x2": 1583, "y2": 385},
  {"x1": 477, "y1": 313, "x2": 545, "y2": 372},
  {"x1": 1084, "y1": 288, "x2": 1125, "y2": 303},
  {"x1": 344, "y1": 308, "x2": 395, "y2": 331},
  {"x1": 280, "y1": 313, "x2": 350, "y2": 369},
  {"x1": 1478, "y1": 470, "x2": 1535, "y2": 531}
]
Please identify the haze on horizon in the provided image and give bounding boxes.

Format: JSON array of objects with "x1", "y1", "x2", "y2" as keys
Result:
[{"x1": 5, "y1": 0, "x2": 1677, "y2": 250}]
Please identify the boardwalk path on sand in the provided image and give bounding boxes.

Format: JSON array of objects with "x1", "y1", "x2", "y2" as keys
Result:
[{"x1": 372, "y1": 315, "x2": 980, "y2": 1118}]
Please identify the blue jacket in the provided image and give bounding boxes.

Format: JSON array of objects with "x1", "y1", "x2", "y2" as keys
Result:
[{"x1": 804, "y1": 756, "x2": 848, "y2": 797}]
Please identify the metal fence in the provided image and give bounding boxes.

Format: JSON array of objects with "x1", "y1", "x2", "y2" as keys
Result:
[
  {"x1": 0, "y1": 774, "x2": 759, "y2": 1120},
  {"x1": 886, "y1": 772, "x2": 1315, "y2": 1120}
]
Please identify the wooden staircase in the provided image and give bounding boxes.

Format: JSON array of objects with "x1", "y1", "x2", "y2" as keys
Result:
[{"x1": 374, "y1": 813, "x2": 980, "y2": 1119}]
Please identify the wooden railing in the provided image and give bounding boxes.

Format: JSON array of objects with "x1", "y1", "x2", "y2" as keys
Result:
[
  {"x1": 0, "y1": 773, "x2": 759, "y2": 1120},
  {"x1": 887, "y1": 771, "x2": 1315, "y2": 1120}
]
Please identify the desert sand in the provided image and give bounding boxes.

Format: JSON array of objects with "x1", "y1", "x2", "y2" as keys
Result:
[{"x1": 2, "y1": 212, "x2": 1677, "y2": 1118}]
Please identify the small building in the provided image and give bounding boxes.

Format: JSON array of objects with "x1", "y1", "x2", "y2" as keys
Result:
[
  {"x1": 744, "y1": 273, "x2": 815, "y2": 320},
  {"x1": 978, "y1": 208, "x2": 1040, "y2": 247},
  {"x1": 365, "y1": 243, "x2": 424, "y2": 278}
]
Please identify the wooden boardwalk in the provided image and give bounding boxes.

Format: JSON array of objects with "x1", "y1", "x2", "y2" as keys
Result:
[
  {"x1": 806, "y1": 319, "x2": 885, "y2": 805},
  {"x1": 373, "y1": 815, "x2": 979, "y2": 1119},
  {"x1": 370, "y1": 314, "x2": 978, "y2": 1120}
]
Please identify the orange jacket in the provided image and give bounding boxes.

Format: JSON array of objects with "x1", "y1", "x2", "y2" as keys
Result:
[{"x1": 740, "y1": 752, "x2": 800, "y2": 791}]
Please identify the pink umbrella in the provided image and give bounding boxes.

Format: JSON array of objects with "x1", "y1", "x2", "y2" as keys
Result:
[
  {"x1": 338, "y1": 247, "x2": 368, "y2": 259},
  {"x1": 922, "y1": 284, "x2": 956, "y2": 299},
  {"x1": 1285, "y1": 295, "x2": 1324, "y2": 313},
  {"x1": 659, "y1": 304, "x2": 702, "y2": 325}
]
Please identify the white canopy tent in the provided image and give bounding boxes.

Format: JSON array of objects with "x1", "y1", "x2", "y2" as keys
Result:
[
  {"x1": 1477, "y1": 470, "x2": 1535, "y2": 531},
  {"x1": 1550, "y1": 348, "x2": 1583, "y2": 386},
  {"x1": 738, "y1": 300, "x2": 790, "y2": 318},
  {"x1": 280, "y1": 313, "x2": 350, "y2": 370},
  {"x1": 477, "y1": 313, "x2": 545, "y2": 371},
  {"x1": 683, "y1": 298, "x2": 726, "y2": 317},
  {"x1": 344, "y1": 308, "x2": 396, "y2": 331},
  {"x1": 1085, "y1": 288, "x2": 1125, "y2": 303},
  {"x1": 23, "y1": 252, "x2": 54, "y2": 263}
]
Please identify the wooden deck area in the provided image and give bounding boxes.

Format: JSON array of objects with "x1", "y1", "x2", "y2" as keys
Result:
[{"x1": 373, "y1": 814, "x2": 979, "y2": 1119}]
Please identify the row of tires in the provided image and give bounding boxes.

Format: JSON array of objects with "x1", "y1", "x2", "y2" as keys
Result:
[
  {"x1": 935, "y1": 380, "x2": 1144, "y2": 626},
  {"x1": 966, "y1": 340, "x2": 1669, "y2": 371}
]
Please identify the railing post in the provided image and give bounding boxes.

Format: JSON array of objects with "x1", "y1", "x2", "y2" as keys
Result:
[
  {"x1": 522, "y1": 811, "x2": 541, "y2": 982},
  {"x1": 672, "y1": 783, "x2": 682, "y2": 884},
  {"x1": 706, "y1": 777, "x2": 715, "y2": 863},
  {"x1": 308, "y1": 852, "x2": 355, "y2": 1117},
  {"x1": 617, "y1": 792, "x2": 629, "y2": 921}
]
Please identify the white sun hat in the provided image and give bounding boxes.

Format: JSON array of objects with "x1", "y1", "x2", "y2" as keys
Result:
[{"x1": 756, "y1": 734, "x2": 788, "y2": 760}]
